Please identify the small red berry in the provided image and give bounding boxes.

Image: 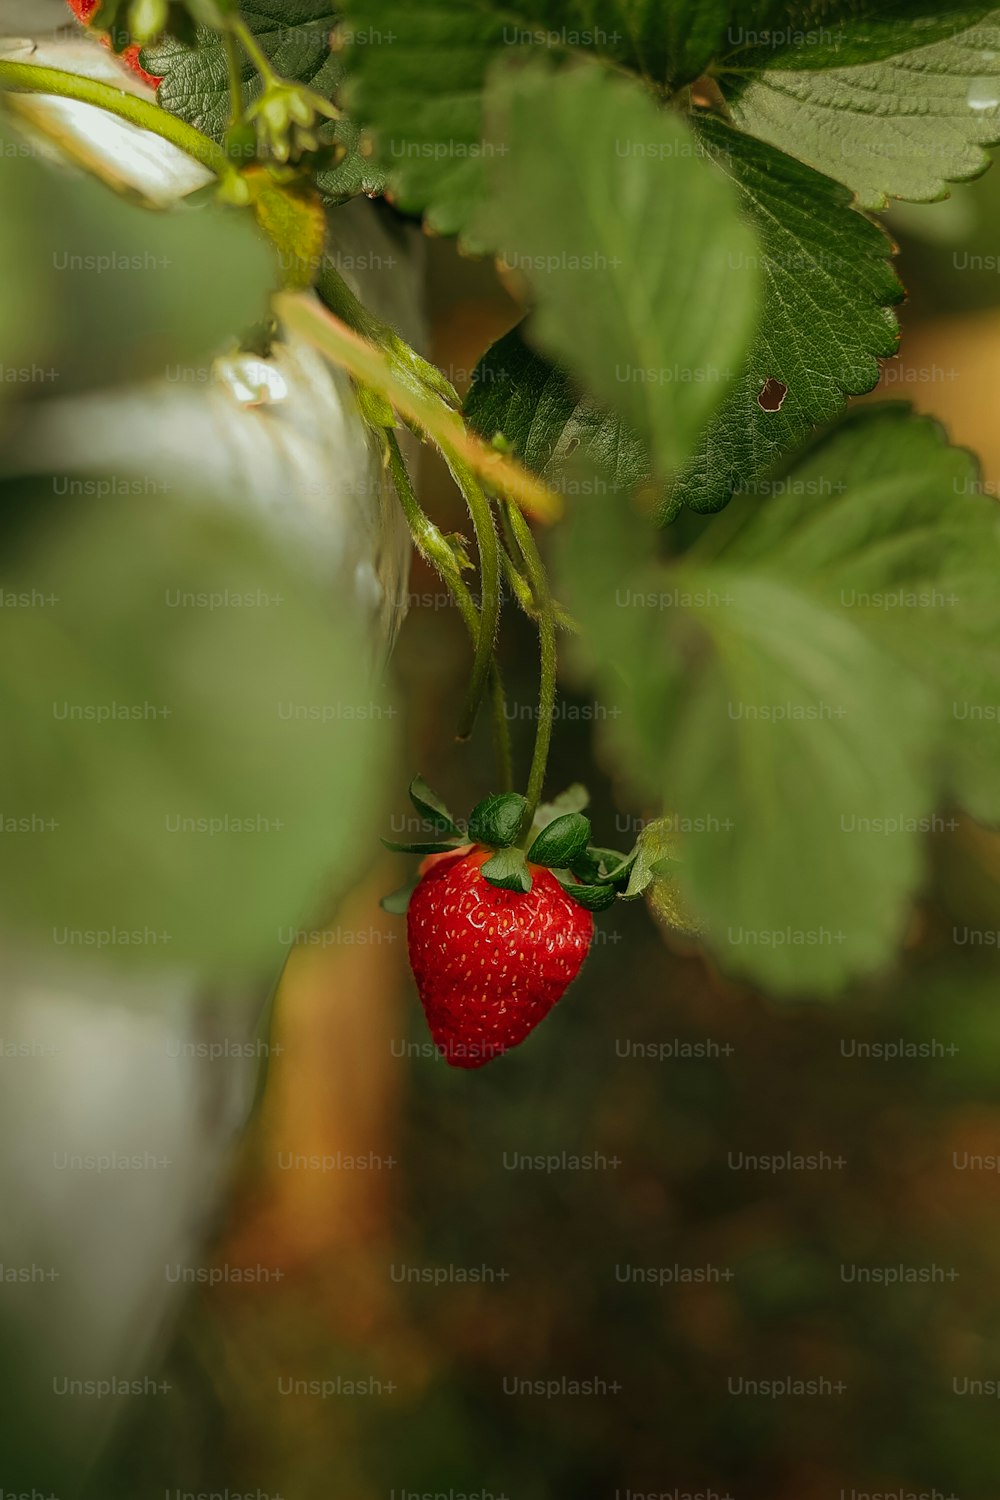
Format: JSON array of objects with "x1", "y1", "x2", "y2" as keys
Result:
[
  {"x1": 406, "y1": 846, "x2": 594, "y2": 1069},
  {"x1": 64, "y1": 0, "x2": 164, "y2": 90}
]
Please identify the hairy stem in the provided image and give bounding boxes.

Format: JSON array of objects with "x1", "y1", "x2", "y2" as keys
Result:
[
  {"x1": 506, "y1": 503, "x2": 558, "y2": 838},
  {"x1": 445, "y1": 456, "x2": 501, "y2": 743},
  {"x1": 387, "y1": 433, "x2": 513, "y2": 791},
  {"x1": 222, "y1": 28, "x2": 246, "y2": 128}
]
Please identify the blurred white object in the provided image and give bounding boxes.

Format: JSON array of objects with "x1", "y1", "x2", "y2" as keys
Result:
[{"x1": 0, "y1": 12, "x2": 415, "y2": 1490}]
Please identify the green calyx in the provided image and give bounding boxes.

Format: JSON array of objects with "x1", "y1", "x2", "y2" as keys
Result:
[{"x1": 380, "y1": 780, "x2": 676, "y2": 917}]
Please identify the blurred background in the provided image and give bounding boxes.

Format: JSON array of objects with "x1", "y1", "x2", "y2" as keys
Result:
[
  {"x1": 6, "y1": 11, "x2": 1000, "y2": 1495},
  {"x1": 92, "y1": 192, "x2": 1000, "y2": 1500}
]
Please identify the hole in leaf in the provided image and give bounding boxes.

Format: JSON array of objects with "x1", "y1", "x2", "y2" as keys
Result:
[{"x1": 757, "y1": 377, "x2": 788, "y2": 412}]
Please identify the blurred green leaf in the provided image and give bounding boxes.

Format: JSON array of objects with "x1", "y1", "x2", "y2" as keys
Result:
[
  {"x1": 337, "y1": 0, "x2": 990, "y2": 234},
  {"x1": 0, "y1": 478, "x2": 391, "y2": 978},
  {"x1": 555, "y1": 406, "x2": 1000, "y2": 993},
  {"x1": 705, "y1": 404, "x2": 1000, "y2": 825},
  {"x1": 0, "y1": 123, "x2": 274, "y2": 392},
  {"x1": 338, "y1": 0, "x2": 726, "y2": 236},
  {"x1": 480, "y1": 64, "x2": 760, "y2": 485}
]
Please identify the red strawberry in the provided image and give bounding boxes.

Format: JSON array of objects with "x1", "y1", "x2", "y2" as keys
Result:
[
  {"x1": 406, "y1": 845, "x2": 594, "y2": 1069},
  {"x1": 64, "y1": 0, "x2": 164, "y2": 89}
]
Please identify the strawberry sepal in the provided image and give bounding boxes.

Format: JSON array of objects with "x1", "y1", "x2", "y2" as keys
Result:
[
  {"x1": 526, "y1": 811, "x2": 591, "y2": 868},
  {"x1": 407, "y1": 775, "x2": 462, "y2": 837},
  {"x1": 479, "y1": 846, "x2": 532, "y2": 893},
  {"x1": 467, "y1": 792, "x2": 528, "y2": 849}
]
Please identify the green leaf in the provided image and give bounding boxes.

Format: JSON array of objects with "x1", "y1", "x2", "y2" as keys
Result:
[
  {"x1": 667, "y1": 117, "x2": 902, "y2": 516},
  {"x1": 0, "y1": 123, "x2": 273, "y2": 393},
  {"x1": 337, "y1": 0, "x2": 991, "y2": 233},
  {"x1": 0, "y1": 480, "x2": 390, "y2": 979},
  {"x1": 480, "y1": 845, "x2": 532, "y2": 892},
  {"x1": 553, "y1": 873, "x2": 618, "y2": 911},
  {"x1": 526, "y1": 811, "x2": 592, "y2": 868},
  {"x1": 144, "y1": 1, "x2": 383, "y2": 202},
  {"x1": 464, "y1": 327, "x2": 656, "y2": 502},
  {"x1": 721, "y1": 11, "x2": 1000, "y2": 210},
  {"x1": 702, "y1": 404, "x2": 1000, "y2": 825},
  {"x1": 338, "y1": 0, "x2": 740, "y2": 236},
  {"x1": 532, "y1": 782, "x2": 590, "y2": 831},
  {"x1": 553, "y1": 409, "x2": 1000, "y2": 994},
  {"x1": 407, "y1": 775, "x2": 460, "y2": 836},
  {"x1": 380, "y1": 878, "x2": 418, "y2": 915},
  {"x1": 721, "y1": 3, "x2": 993, "y2": 70},
  {"x1": 468, "y1": 792, "x2": 528, "y2": 848},
  {"x1": 480, "y1": 64, "x2": 761, "y2": 483}
]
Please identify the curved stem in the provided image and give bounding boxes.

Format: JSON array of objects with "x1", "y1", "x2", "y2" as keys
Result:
[
  {"x1": 445, "y1": 454, "x2": 501, "y2": 743},
  {"x1": 386, "y1": 433, "x2": 512, "y2": 791},
  {"x1": 0, "y1": 59, "x2": 233, "y2": 178},
  {"x1": 507, "y1": 502, "x2": 558, "y2": 838}
]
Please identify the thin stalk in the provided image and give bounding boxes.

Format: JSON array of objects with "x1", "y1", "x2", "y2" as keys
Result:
[
  {"x1": 506, "y1": 502, "x2": 558, "y2": 838},
  {"x1": 222, "y1": 28, "x2": 246, "y2": 127},
  {"x1": 0, "y1": 59, "x2": 232, "y2": 178},
  {"x1": 500, "y1": 503, "x2": 579, "y2": 632},
  {"x1": 498, "y1": 544, "x2": 535, "y2": 616},
  {"x1": 387, "y1": 434, "x2": 512, "y2": 791},
  {"x1": 230, "y1": 17, "x2": 278, "y2": 86},
  {"x1": 444, "y1": 455, "x2": 501, "y2": 744}
]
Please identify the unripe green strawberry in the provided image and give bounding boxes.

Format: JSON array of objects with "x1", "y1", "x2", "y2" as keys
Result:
[
  {"x1": 64, "y1": 0, "x2": 164, "y2": 89},
  {"x1": 406, "y1": 845, "x2": 593, "y2": 1068}
]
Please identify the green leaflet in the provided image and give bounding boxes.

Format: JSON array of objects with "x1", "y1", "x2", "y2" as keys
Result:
[
  {"x1": 0, "y1": 481, "x2": 390, "y2": 979},
  {"x1": 464, "y1": 328, "x2": 656, "y2": 502},
  {"x1": 479, "y1": 64, "x2": 760, "y2": 485},
  {"x1": 554, "y1": 406, "x2": 998, "y2": 993},
  {"x1": 667, "y1": 116, "x2": 902, "y2": 515},
  {"x1": 721, "y1": 11, "x2": 1000, "y2": 209}
]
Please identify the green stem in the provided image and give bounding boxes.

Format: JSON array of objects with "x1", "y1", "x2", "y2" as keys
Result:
[
  {"x1": 222, "y1": 28, "x2": 246, "y2": 127},
  {"x1": 317, "y1": 265, "x2": 459, "y2": 407},
  {"x1": 500, "y1": 505, "x2": 579, "y2": 633},
  {"x1": 318, "y1": 264, "x2": 388, "y2": 346},
  {"x1": 230, "y1": 17, "x2": 278, "y2": 87},
  {"x1": 445, "y1": 455, "x2": 501, "y2": 743},
  {"x1": 507, "y1": 502, "x2": 558, "y2": 838},
  {"x1": 0, "y1": 59, "x2": 233, "y2": 179},
  {"x1": 498, "y1": 544, "x2": 535, "y2": 616},
  {"x1": 386, "y1": 433, "x2": 513, "y2": 792}
]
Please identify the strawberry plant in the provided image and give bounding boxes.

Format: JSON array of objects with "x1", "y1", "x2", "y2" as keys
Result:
[{"x1": 3, "y1": 0, "x2": 1000, "y2": 1063}]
